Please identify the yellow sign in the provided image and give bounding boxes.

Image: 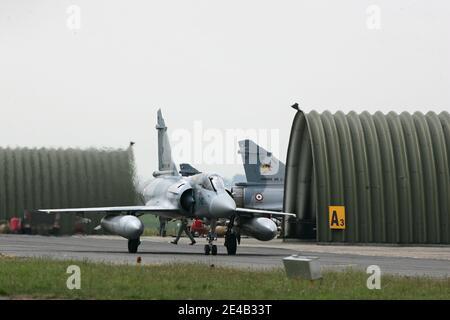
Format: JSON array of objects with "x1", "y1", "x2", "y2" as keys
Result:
[{"x1": 329, "y1": 206, "x2": 346, "y2": 229}]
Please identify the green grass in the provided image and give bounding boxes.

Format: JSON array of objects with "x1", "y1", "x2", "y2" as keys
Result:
[{"x1": 0, "y1": 256, "x2": 448, "y2": 300}]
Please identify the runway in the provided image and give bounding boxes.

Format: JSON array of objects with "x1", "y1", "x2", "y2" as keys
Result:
[{"x1": 1, "y1": 234, "x2": 449, "y2": 278}]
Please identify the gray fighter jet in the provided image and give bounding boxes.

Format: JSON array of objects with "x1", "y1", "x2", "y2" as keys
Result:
[
  {"x1": 40, "y1": 110, "x2": 294, "y2": 255},
  {"x1": 231, "y1": 140, "x2": 285, "y2": 212}
]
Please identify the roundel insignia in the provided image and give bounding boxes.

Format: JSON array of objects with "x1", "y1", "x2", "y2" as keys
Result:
[{"x1": 255, "y1": 193, "x2": 264, "y2": 202}]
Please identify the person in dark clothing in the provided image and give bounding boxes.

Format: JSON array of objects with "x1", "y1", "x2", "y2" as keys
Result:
[
  {"x1": 159, "y1": 216, "x2": 168, "y2": 237},
  {"x1": 171, "y1": 218, "x2": 196, "y2": 245}
]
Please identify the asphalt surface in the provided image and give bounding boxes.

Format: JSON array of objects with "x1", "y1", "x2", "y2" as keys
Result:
[{"x1": 1, "y1": 234, "x2": 449, "y2": 278}]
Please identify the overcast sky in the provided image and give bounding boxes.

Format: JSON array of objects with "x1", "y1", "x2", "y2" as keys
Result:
[{"x1": 1, "y1": 0, "x2": 449, "y2": 182}]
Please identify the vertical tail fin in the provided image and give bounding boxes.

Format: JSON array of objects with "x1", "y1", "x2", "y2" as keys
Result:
[
  {"x1": 156, "y1": 109, "x2": 178, "y2": 175},
  {"x1": 238, "y1": 140, "x2": 285, "y2": 184}
]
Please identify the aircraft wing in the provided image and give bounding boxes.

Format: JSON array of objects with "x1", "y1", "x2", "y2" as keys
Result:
[
  {"x1": 235, "y1": 207, "x2": 295, "y2": 217},
  {"x1": 39, "y1": 205, "x2": 178, "y2": 214}
]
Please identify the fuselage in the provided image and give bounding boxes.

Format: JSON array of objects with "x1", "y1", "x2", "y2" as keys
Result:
[
  {"x1": 232, "y1": 182, "x2": 284, "y2": 211},
  {"x1": 142, "y1": 173, "x2": 236, "y2": 220}
]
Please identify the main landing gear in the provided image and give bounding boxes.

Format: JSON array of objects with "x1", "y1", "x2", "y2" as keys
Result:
[
  {"x1": 128, "y1": 238, "x2": 141, "y2": 253},
  {"x1": 203, "y1": 216, "x2": 239, "y2": 255},
  {"x1": 224, "y1": 215, "x2": 238, "y2": 255}
]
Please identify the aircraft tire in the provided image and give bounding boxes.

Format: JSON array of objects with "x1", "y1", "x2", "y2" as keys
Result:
[
  {"x1": 128, "y1": 238, "x2": 140, "y2": 253},
  {"x1": 225, "y1": 233, "x2": 237, "y2": 255}
]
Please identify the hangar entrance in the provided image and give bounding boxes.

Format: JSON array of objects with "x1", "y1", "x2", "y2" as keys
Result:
[
  {"x1": 283, "y1": 109, "x2": 450, "y2": 244},
  {"x1": 0, "y1": 146, "x2": 138, "y2": 235}
]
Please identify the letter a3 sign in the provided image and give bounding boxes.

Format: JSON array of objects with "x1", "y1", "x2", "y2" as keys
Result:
[{"x1": 329, "y1": 206, "x2": 346, "y2": 230}]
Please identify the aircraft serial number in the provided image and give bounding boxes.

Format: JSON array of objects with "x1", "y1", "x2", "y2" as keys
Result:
[{"x1": 222, "y1": 304, "x2": 272, "y2": 315}]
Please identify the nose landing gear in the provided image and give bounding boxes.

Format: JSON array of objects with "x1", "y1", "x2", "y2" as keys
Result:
[
  {"x1": 204, "y1": 232, "x2": 218, "y2": 255},
  {"x1": 204, "y1": 243, "x2": 217, "y2": 255},
  {"x1": 204, "y1": 219, "x2": 218, "y2": 255}
]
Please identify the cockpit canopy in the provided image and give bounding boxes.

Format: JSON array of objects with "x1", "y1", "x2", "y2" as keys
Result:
[{"x1": 202, "y1": 174, "x2": 226, "y2": 193}]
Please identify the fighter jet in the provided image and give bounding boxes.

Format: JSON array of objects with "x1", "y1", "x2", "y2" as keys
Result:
[
  {"x1": 231, "y1": 140, "x2": 285, "y2": 212},
  {"x1": 40, "y1": 110, "x2": 294, "y2": 255}
]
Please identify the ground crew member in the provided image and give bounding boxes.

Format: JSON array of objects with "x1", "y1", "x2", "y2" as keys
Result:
[
  {"x1": 159, "y1": 216, "x2": 168, "y2": 237},
  {"x1": 191, "y1": 217, "x2": 208, "y2": 237},
  {"x1": 9, "y1": 216, "x2": 21, "y2": 234},
  {"x1": 171, "y1": 218, "x2": 196, "y2": 245}
]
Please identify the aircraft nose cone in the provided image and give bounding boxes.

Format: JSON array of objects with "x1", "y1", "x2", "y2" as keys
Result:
[{"x1": 209, "y1": 193, "x2": 236, "y2": 217}]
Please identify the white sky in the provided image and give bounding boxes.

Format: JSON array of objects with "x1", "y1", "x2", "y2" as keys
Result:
[{"x1": 1, "y1": 0, "x2": 449, "y2": 182}]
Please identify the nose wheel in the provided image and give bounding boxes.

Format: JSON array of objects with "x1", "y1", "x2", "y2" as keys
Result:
[
  {"x1": 204, "y1": 219, "x2": 218, "y2": 255},
  {"x1": 128, "y1": 238, "x2": 141, "y2": 253},
  {"x1": 204, "y1": 243, "x2": 217, "y2": 255},
  {"x1": 204, "y1": 230, "x2": 218, "y2": 255}
]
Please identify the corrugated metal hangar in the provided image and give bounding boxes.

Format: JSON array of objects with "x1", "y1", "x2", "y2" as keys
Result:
[
  {"x1": 284, "y1": 109, "x2": 450, "y2": 244},
  {"x1": 0, "y1": 146, "x2": 138, "y2": 234}
]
